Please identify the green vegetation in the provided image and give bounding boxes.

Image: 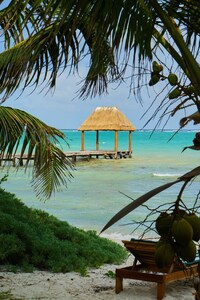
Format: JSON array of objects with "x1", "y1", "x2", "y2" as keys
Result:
[
  {"x1": 0, "y1": 1, "x2": 199, "y2": 200},
  {"x1": 0, "y1": 188, "x2": 127, "y2": 274},
  {"x1": 0, "y1": 291, "x2": 23, "y2": 300},
  {"x1": 104, "y1": 270, "x2": 115, "y2": 278}
]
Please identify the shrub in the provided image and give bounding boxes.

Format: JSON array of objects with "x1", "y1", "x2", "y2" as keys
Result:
[{"x1": 0, "y1": 188, "x2": 127, "y2": 273}]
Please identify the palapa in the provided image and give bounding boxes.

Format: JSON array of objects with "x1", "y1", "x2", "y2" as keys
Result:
[
  {"x1": 78, "y1": 107, "x2": 136, "y2": 157},
  {"x1": 78, "y1": 106, "x2": 136, "y2": 131}
]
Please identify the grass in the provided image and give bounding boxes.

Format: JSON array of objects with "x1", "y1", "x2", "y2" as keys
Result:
[{"x1": 0, "y1": 187, "x2": 127, "y2": 274}]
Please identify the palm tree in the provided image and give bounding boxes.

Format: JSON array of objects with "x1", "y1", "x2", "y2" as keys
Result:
[
  {"x1": 1, "y1": 0, "x2": 199, "y2": 121},
  {"x1": 0, "y1": 0, "x2": 199, "y2": 199}
]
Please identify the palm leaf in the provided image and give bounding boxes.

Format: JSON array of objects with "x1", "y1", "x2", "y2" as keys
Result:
[
  {"x1": 0, "y1": 0, "x2": 199, "y2": 100},
  {"x1": 0, "y1": 106, "x2": 74, "y2": 199},
  {"x1": 0, "y1": 11, "x2": 116, "y2": 100}
]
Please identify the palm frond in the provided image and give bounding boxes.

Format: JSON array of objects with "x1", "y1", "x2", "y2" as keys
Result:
[
  {"x1": 0, "y1": 9, "x2": 117, "y2": 100},
  {"x1": 0, "y1": 106, "x2": 74, "y2": 199},
  {"x1": 162, "y1": 0, "x2": 200, "y2": 38},
  {"x1": 0, "y1": 0, "x2": 199, "y2": 120}
]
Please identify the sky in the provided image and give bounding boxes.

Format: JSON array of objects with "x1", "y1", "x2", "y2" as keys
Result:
[{"x1": 3, "y1": 68, "x2": 197, "y2": 131}]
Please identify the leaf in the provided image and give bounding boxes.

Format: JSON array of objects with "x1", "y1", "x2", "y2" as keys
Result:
[{"x1": 0, "y1": 106, "x2": 74, "y2": 200}]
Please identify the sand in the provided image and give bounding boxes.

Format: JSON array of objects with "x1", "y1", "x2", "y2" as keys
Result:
[
  {"x1": 0, "y1": 260, "x2": 196, "y2": 300},
  {"x1": 0, "y1": 235, "x2": 197, "y2": 299}
]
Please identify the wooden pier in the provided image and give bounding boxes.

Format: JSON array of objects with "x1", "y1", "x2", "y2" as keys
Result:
[
  {"x1": 65, "y1": 150, "x2": 132, "y2": 162},
  {"x1": 0, "y1": 150, "x2": 132, "y2": 166}
]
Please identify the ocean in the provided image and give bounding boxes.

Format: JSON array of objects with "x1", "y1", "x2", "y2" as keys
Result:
[{"x1": 1, "y1": 129, "x2": 200, "y2": 239}]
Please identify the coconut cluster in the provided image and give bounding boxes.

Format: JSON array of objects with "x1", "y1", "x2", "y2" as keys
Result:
[
  {"x1": 155, "y1": 210, "x2": 200, "y2": 269},
  {"x1": 149, "y1": 61, "x2": 163, "y2": 86},
  {"x1": 148, "y1": 61, "x2": 196, "y2": 100}
]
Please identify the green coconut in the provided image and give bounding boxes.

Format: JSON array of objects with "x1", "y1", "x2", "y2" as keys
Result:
[
  {"x1": 149, "y1": 74, "x2": 160, "y2": 86},
  {"x1": 168, "y1": 73, "x2": 178, "y2": 86},
  {"x1": 184, "y1": 85, "x2": 195, "y2": 95},
  {"x1": 155, "y1": 242, "x2": 175, "y2": 269},
  {"x1": 156, "y1": 236, "x2": 172, "y2": 249},
  {"x1": 175, "y1": 240, "x2": 196, "y2": 262},
  {"x1": 155, "y1": 212, "x2": 172, "y2": 236},
  {"x1": 169, "y1": 88, "x2": 181, "y2": 99},
  {"x1": 152, "y1": 61, "x2": 163, "y2": 73},
  {"x1": 184, "y1": 213, "x2": 200, "y2": 242},
  {"x1": 172, "y1": 217, "x2": 193, "y2": 246}
]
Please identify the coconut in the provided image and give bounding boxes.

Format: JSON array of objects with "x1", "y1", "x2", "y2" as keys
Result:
[
  {"x1": 184, "y1": 85, "x2": 195, "y2": 95},
  {"x1": 172, "y1": 217, "x2": 193, "y2": 246},
  {"x1": 155, "y1": 212, "x2": 172, "y2": 236},
  {"x1": 169, "y1": 88, "x2": 181, "y2": 99},
  {"x1": 156, "y1": 236, "x2": 173, "y2": 249},
  {"x1": 175, "y1": 240, "x2": 197, "y2": 262},
  {"x1": 152, "y1": 61, "x2": 163, "y2": 73},
  {"x1": 168, "y1": 73, "x2": 178, "y2": 86},
  {"x1": 184, "y1": 213, "x2": 200, "y2": 242},
  {"x1": 155, "y1": 242, "x2": 175, "y2": 269},
  {"x1": 149, "y1": 74, "x2": 160, "y2": 86}
]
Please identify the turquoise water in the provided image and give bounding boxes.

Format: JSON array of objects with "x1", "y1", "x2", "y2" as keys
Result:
[{"x1": 1, "y1": 130, "x2": 200, "y2": 238}]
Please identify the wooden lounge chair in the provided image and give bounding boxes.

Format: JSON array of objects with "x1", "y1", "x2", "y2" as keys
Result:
[{"x1": 115, "y1": 239, "x2": 200, "y2": 300}]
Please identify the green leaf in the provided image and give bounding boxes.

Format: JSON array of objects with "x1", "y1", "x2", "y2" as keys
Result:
[{"x1": 0, "y1": 106, "x2": 74, "y2": 200}]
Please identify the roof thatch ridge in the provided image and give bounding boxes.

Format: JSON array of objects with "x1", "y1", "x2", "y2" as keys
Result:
[{"x1": 78, "y1": 106, "x2": 136, "y2": 131}]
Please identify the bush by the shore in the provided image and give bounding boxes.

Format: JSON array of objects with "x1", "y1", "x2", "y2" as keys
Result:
[{"x1": 0, "y1": 188, "x2": 127, "y2": 274}]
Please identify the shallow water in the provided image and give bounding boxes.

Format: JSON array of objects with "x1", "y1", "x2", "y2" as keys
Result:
[{"x1": 1, "y1": 130, "x2": 200, "y2": 238}]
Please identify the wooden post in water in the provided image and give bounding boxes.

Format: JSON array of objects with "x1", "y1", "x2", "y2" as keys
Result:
[
  {"x1": 96, "y1": 130, "x2": 99, "y2": 158},
  {"x1": 96, "y1": 130, "x2": 99, "y2": 150},
  {"x1": 81, "y1": 131, "x2": 85, "y2": 151},
  {"x1": 114, "y1": 130, "x2": 118, "y2": 159},
  {"x1": 128, "y1": 131, "x2": 132, "y2": 157}
]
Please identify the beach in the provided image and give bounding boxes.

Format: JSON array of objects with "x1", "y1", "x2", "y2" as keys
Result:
[
  {"x1": 0, "y1": 248, "x2": 197, "y2": 300},
  {"x1": 0, "y1": 236, "x2": 198, "y2": 300},
  {"x1": 1, "y1": 130, "x2": 199, "y2": 299},
  {"x1": 0, "y1": 266, "x2": 196, "y2": 300}
]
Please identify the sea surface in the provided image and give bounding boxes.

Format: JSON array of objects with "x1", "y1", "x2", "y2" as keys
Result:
[{"x1": 1, "y1": 129, "x2": 200, "y2": 239}]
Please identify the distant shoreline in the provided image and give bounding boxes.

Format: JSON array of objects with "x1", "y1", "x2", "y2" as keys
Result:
[{"x1": 59, "y1": 128, "x2": 197, "y2": 132}]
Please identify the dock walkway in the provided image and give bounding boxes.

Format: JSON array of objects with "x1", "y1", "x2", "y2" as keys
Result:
[
  {"x1": 0, "y1": 150, "x2": 132, "y2": 166},
  {"x1": 65, "y1": 150, "x2": 132, "y2": 162}
]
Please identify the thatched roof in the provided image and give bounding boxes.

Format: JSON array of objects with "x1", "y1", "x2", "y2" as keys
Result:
[{"x1": 78, "y1": 107, "x2": 136, "y2": 131}]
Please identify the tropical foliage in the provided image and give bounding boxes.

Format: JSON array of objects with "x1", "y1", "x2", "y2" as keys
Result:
[
  {"x1": 0, "y1": 1, "x2": 199, "y2": 115},
  {"x1": 0, "y1": 106, "x2": 73, "y2": 199},
  {"x1": 0, "y1": 1, "x2": 199, "y2": 197},
  {"x1": 0, "y1": 187, "x2": 127, "y2": 273},
  {"x1": 0, "y1": 2, "x2": 200, "y2": 288}
]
